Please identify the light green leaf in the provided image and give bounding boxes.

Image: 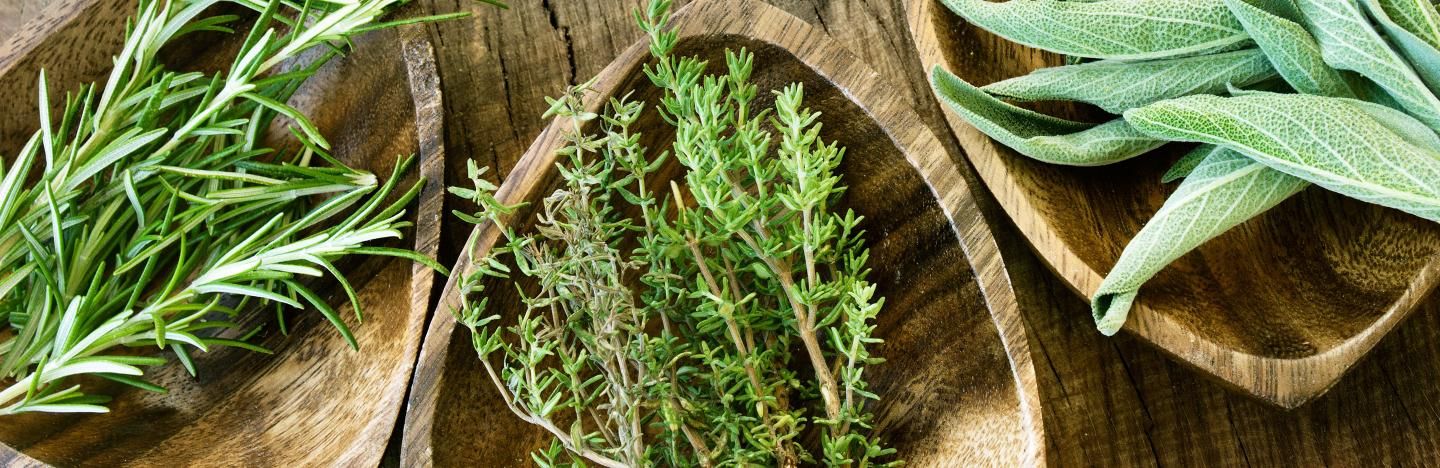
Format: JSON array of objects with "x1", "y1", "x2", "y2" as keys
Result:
[
  {"x1": 1344, "y1": 97, "x2": 1440, "y2": 146},
  {"x1": 939, "y1": 0, "x2": 1249, "y2": 60},
  {"x1": 1093, "y1": 148, "x2": 1308, "y2": 335},
  {"x1": 194, "y1": 282, "x2": 303, "y2": 308},
  {"x1": 1124, "y1": 92, "x2": 1440, "y2": 221},
  {"x1": 983, "y1": 49, "x2": 1276, "y2": 113},
  {"x1": 1224, "y1": 0, "x2": 1357, "y2": 97},
  {"x1": 68, "y1": 127, "x2": 167, "y2": 191},
  {"x1": 1296, "y1": 0, "x2": 1440, "y2": 129},
  {"x1": 1377, "y1": 0, "x2": 1440, "y2": 49},
  {"x1": 1162, "y1": 144, "x2": 1223, "y2": 182},
  {"x1": 46, "y1": 359, "x2": 144, "y2": 380},
  {"x1": 19, "y1": 404, "x2": 110, "y2": 414},
  {"x1": 1364, "y1": 0, "x2": 1440, "y2": 93},
  {"x1": 932, "y1": 67, "x2": 1164, "y2": 166},
  {"x1": 1250, "y1": 0, "x2": 1303, "y2": 21}
]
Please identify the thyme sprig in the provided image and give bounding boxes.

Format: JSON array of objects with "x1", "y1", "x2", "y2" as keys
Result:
[
  {"x1": 0, "y1": 0, "x2": 448, "y2": 415},
  {"x1": 451, "y1": 2, "x2": 896, "y2": 465}
]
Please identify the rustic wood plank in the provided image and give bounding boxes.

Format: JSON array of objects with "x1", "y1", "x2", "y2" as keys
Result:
[{"x1": 5, "y1": 0, "x2": 1440, "y2": 466}]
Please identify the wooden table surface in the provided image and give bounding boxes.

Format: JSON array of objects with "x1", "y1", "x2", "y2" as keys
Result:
[{"x1": 6, "y1": 1, "x2": 1440, "y2": 466}]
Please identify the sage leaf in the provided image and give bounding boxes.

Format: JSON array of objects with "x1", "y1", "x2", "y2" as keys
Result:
[
  {"x1": 932, "y1": 67, "x2": 1164, "y2": 166},
  {"x1": 1250, "y1": 0, "x2": 1303, "y2": 21},
  {"x1": 1093, "y1": 148, "x2": 1308, "y2": 335},
  {"x1": 982, "y1": 49, "x2": 1277, "y2": 113},
  {"x1": 1345, "y1": 97, "x2": 1440, "y2": 146},
  {"x1": 1162, "y1": 144, "x2": 1223, "y2": 182},
  {"x1": 1376, "y1": 0, "x2": 1440, "y2": 48},
  {"x1": 1296, "y1": 0, "x2": 1440, "y2": 130},
  {"x1": 1359, "y1": 78, "x2": 1413, "y2": 109},
  {"x1": 938, "y1": 0, "x2": 1250, "y2": 61},
  {"x1": 1364, "y1": 0, "x2": 1440, "y2": 92},
  {"x1": 1224, "y1": 0, "x2": 1357, "y2": 97},
  {"x1": 1124, "y1": 92, "x2": 1440, "y2": 221}
]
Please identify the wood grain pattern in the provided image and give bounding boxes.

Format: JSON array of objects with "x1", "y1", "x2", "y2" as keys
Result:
[
  {"x1": 400, "y1": 0, "x2": 1045, "y2": 465},
  {"x1": 0, "y1": 1, "x2": 445, "y2": 466},
  {"x1": 8, "y1": 0, "x2": 1440, "y2": 466},
  {"x1": 0, "y1": 0, "x2": 45, "y2": 43},
  {"x1": 906, "y1": 0, "x2": 1440, "y2": 408}
]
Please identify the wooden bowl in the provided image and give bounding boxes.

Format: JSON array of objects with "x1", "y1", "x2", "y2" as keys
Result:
[
  {"x1": 0, "y1": 0, "x2": 445, "y2": 465},
  {"x1": 401, "y1": 0, "x2": 1044, "y2": 465},
  {"x1": 907, "y1": 0, "x2": 1440, "y2": 408}
]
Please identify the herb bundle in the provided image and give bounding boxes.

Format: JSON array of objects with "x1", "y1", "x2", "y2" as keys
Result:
[
  {"x1": 0, "y1": 0, "x2": 448, "y2": 415},
  {"x1": 932, "y1": 0, "x2": 1440, "y2": 335},
  {"x1": 450, "y1": 2, "x2": 895, "y2": 466}
]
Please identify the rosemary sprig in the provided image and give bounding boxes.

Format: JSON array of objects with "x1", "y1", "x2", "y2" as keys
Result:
[
  {"x1": 451, "y1": 2, "x2": 896, "y2": 465},
  {"x1": 0, "y1": 0, "x2": 448, "y2": 415}
]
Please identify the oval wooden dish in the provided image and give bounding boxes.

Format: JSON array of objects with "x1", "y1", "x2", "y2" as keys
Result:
[
  {"x1": 401, "y1": 0, "x2": 1044, "y2": 465},
  {"x1": 907, "y1": 0, "x2": 1440, "y2": 408},
  {"x1": 0, "y1": 0, "x2": 445, "y2": 465}
]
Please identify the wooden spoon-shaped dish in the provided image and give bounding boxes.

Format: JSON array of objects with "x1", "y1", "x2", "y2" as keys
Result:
[
  {"x1": 402, "y1": 0, "x2": 1044, "y2": 465},
  {"x1": 908, "y1": 0, "x2": 1440, "y2": 408},
  {"x1": 0, "y1": 0, "x2": 445, "y2": 465}
]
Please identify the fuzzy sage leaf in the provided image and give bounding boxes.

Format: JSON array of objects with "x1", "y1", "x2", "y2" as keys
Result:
[
  {"x1": 1093, "y1": 148, "x2": 1307, "y2": 335},
  {"x1": 1363, "y1": 0, "x2": 1440, "y2": 93},
  {"x1": 1162, "y1": 144, "x2": 1223, "y2": 183},
  {"x1": 983, "y1": 49, "x2": 1277, "y2": 113},
  {"x1": 932, "y1": 67, "x2": 1164, "y2": 165},
  {"x1": 931, "y1": 0, "x2": 1440, "y2": 337},
  {"x1": 1224, "y1": 0, "x2": 1357, "y2": 97},
  {"x1": 1124, "y1": 92, "x2": 1440, "y2": 221},
  {"x1": 1376, "y1": 0, "x2": 1440, "y2": 49},
  {"x1": 1297, "y1": 0, "x2": 1440, "y2": 129},
  {"x1": 939, "y1": 0, "x2": 1250, "y2": 60}
]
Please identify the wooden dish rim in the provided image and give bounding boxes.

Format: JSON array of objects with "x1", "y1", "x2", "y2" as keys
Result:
[
  {"x1": 401, "y1": 0, "x2": 1046, "y2": 464},
  {"x1": 904, "y1": 0, "x2": 1440, "y2": 408}
]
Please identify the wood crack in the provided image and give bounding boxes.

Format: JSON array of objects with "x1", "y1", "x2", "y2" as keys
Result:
[
  {"x1": 484, "y1": 20, "x2": 522, "y2": 174},
  {"x1": 540, "y1": 0, "x2": 579, "y2": 84},
  {"x1": 1029, "y1": 317, "x2": 1069, "y2": 400},
  {"x1": 1222, "y1": 398, "x2": 1254, "y2": 468},
  {"x1": 1378, "y1": 361, "x2": 1432, "y2": 455},
  {"x1": 812, "y1": 4, "x2": 829, "y2": 33},
  {"x1": 1112, "y1": 343, "x2": 1163, "y2": 468}
]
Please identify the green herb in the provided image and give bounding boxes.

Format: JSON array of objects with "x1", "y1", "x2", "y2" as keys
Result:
[
  {"x1": 932, "y1": 0, "x2": 1440, "y2": 335},
  {"x1": 982, "y1": 49, "x2": 1278, "y2": 114},
  {"x1": 938, "y1": 0, "x2": 1250, "y2": 61},
  {"x1": 0, "y1": 0, "x2": 451, "y2": 415},
  {"x1": 450, "y1": 1, "x2": 895, "y2": 465}
]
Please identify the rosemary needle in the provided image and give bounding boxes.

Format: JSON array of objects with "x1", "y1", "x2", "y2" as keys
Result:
[{"x1": 0, "y1": 0, "x2": 450, "y2": 415}]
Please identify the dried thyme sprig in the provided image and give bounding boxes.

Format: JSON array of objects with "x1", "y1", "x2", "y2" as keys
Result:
[
  {"x1": 451, "y1": 1, "x2": 896, "y2": 465},
  {"x1": 453, "y1": 81, "x2": 658, "y2": 468},
  {"x1": 0, "y1": 0, "x2": 453, "y2": 415}
]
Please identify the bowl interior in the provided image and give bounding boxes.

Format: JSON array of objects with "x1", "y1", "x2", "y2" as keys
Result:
[
  {"x1": 930, "y1": 8, "x2": 1440, "y2": 359},
  {"x1": 0, "y1": 14, "x2": 431, "y2": 466},
  {"x1": 428, "y1": 35, "x2": 1027, "y2": 465}
]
